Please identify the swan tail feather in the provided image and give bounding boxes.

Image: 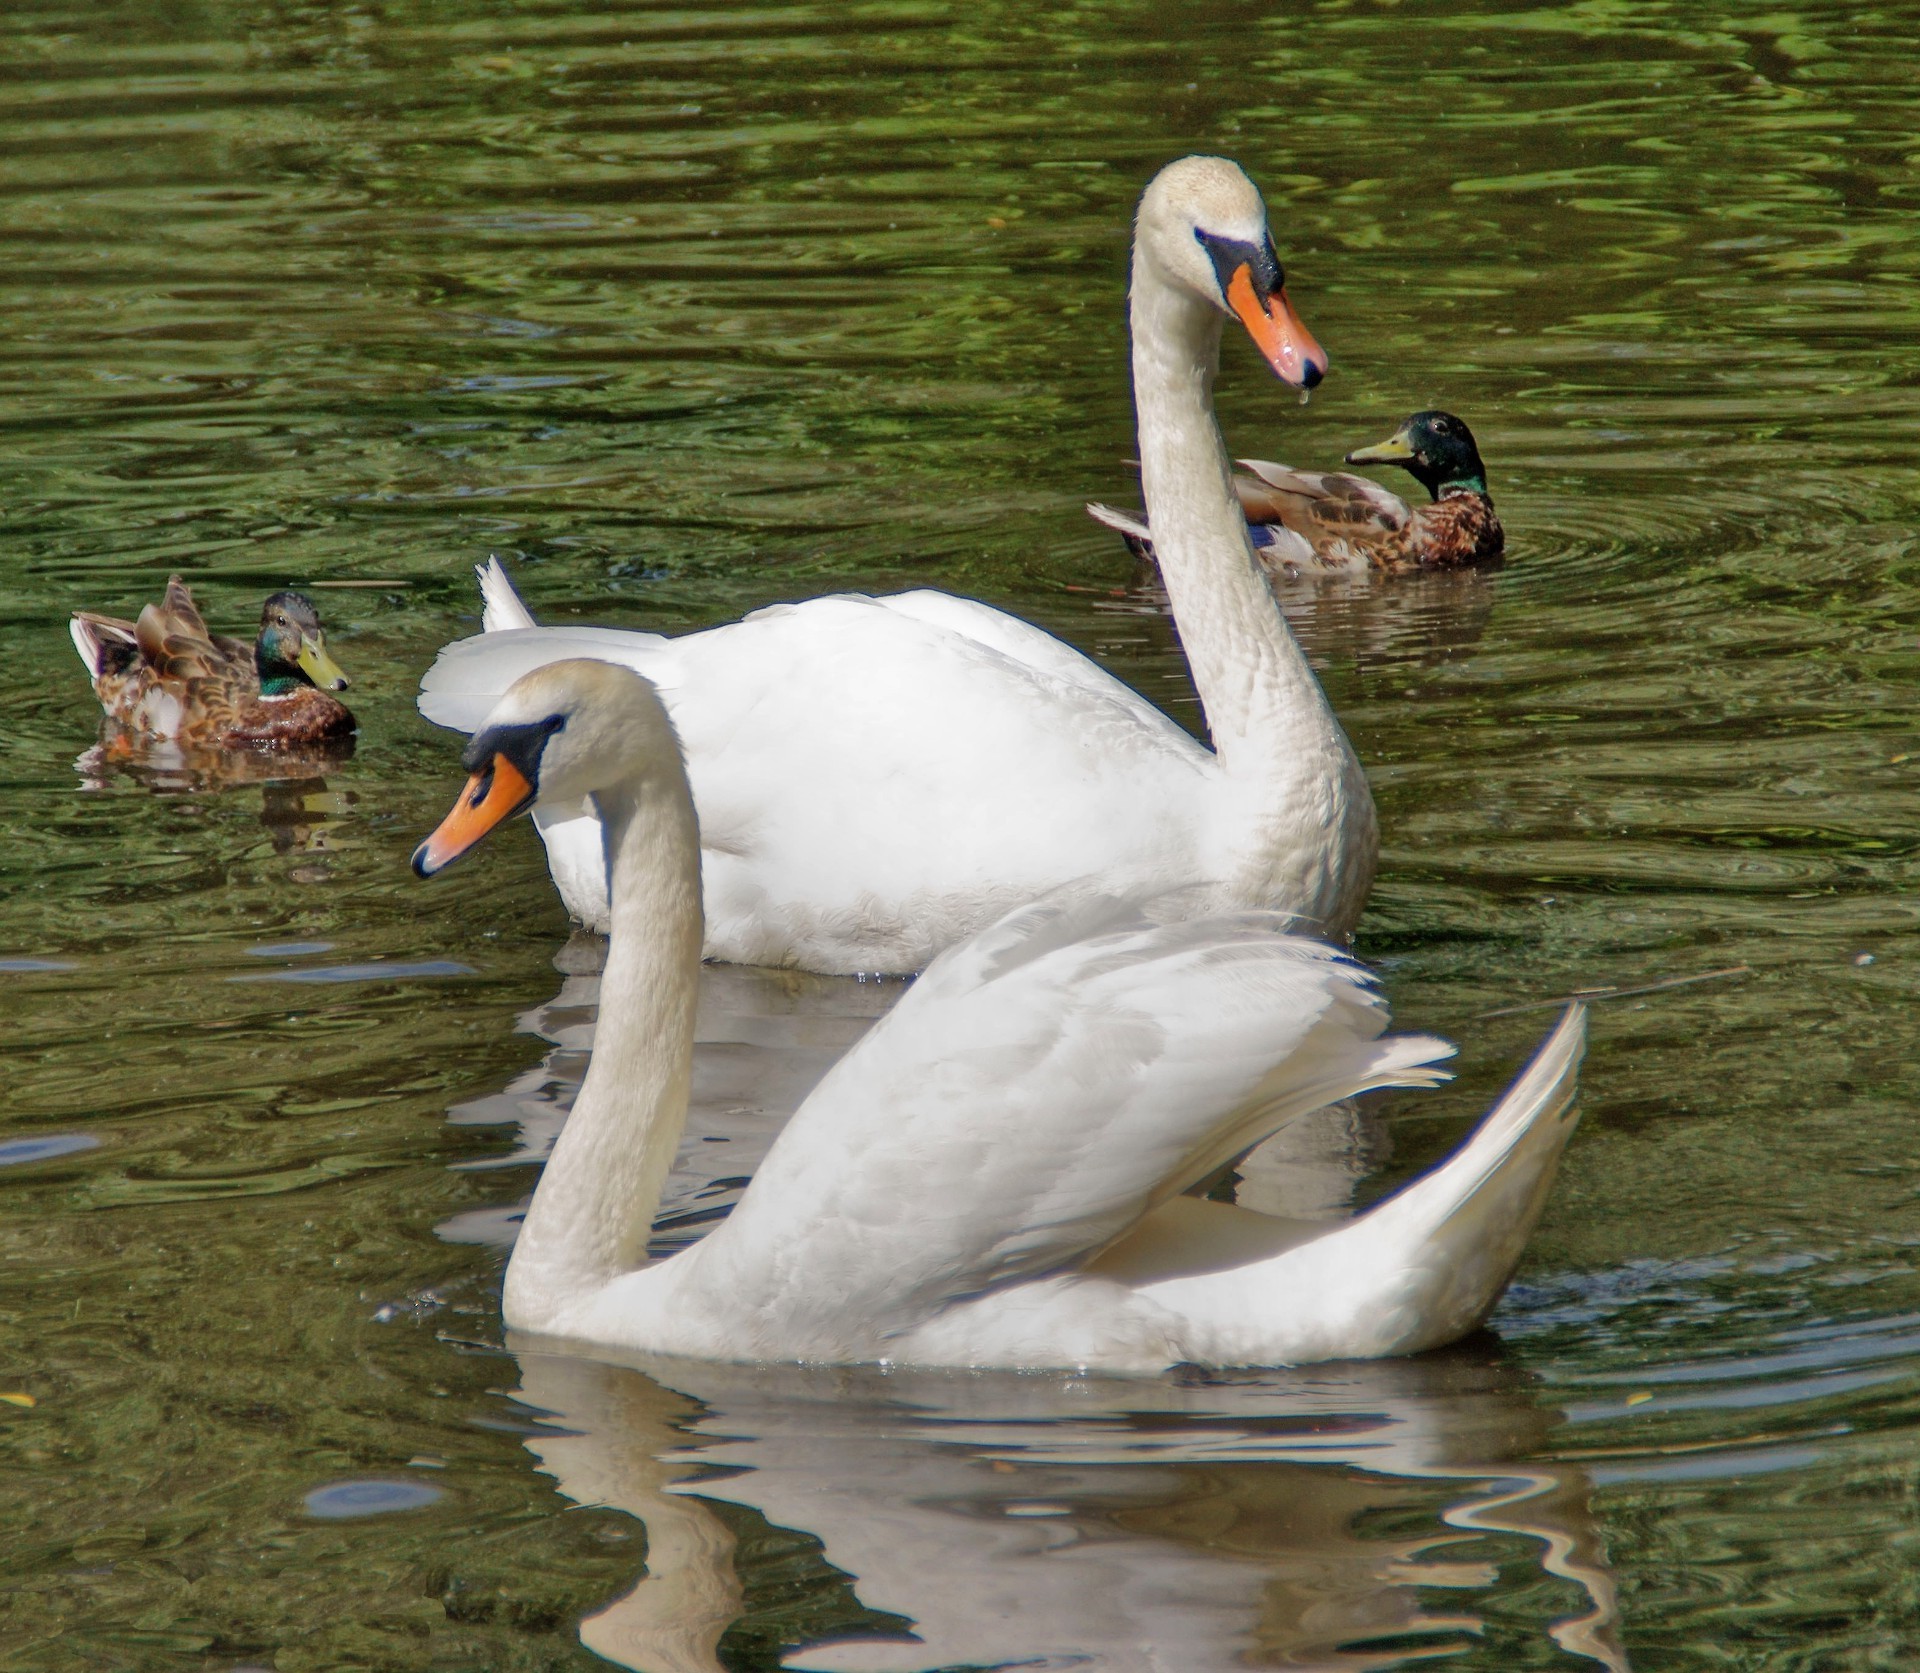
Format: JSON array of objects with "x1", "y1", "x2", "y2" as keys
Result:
[
  {"x1": 478, "y1": 556, "x2": 539, "y2": 632},
  {"x1": 1147, "y1": 1005, "x2": 1587, "y2": 1366}
]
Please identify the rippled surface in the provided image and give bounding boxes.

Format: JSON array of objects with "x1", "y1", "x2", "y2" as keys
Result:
[{"x1": 7, "y1": 2, "x2": 1920, "y2": 1667}]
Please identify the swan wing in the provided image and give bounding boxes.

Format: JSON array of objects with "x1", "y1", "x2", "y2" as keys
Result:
[
  {"x1": 1139, "y1": 1005, "x2": 1586, "y2": 1365},
  {"x1": 864, "y1": 590, "x2": 1172, "y2": 724},
  {"x1": 418, "y1": 625, "x2": 678, "y2": 733},
  {"x1": 688, "y1": 898, "x2": 1453, "y2": 1345}
]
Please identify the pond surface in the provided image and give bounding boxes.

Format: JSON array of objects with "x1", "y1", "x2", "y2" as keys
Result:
[{"x1": 5, "y1": 1, "x2": 1920, "y2": 1667}]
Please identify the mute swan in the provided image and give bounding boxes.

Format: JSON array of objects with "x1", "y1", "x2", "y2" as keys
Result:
[
  {"x1": 1090, "y1": 408, "x2": 1505, "y2": 576},
  {"x1": 417, "y1": 154, "x2": 1376, "y2": 975},
  {"x1": 414, "y1": 658, "x2": 1586, "y2": 1372}
]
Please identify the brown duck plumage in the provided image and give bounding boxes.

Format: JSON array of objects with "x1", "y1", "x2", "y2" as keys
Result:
[
  {"x1": 1233, "y1": 461, "x2": 1503, "y2": 575},
  {"x1": 71, "y1": 576, "x2": 355, "y2": 749},
  {"x1": 1089, "y1": 410, "x2": 1504, "y2": 579}
]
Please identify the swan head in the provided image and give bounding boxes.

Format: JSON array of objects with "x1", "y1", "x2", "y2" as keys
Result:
[
  {"x1": 1136, "y1": 155, "x2": 1327, "y2": 390},
  {"x1": 411, "y1": 658, "x2": 682, "y2": 877}
]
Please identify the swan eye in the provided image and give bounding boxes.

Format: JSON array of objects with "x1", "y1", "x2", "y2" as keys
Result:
[
  {"x1": 1194, "y1": 229, "x2": 1280, "y2": 305},
  {"x1": 461, "y1": 713, "x2": 566, "y2": 782}
]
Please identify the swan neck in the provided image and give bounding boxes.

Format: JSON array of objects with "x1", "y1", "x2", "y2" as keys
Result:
[
  {"x1": 503, "y1": 774, "x2": 703, "y2": 1324},
  {"x1": 1128, "y1": 253, "x2": 1336, "y2": 766}
]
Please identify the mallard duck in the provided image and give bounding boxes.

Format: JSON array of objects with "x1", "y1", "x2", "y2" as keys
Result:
[
  {"x1": 1089, "y1": 409, "x2": 1504, "y2": 577},
  {"x1": 70, "y1": 576, "x2": 355, "y2": 749}
]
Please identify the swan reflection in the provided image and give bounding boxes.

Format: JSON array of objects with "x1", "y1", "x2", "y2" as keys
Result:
[
  {"x1": 447, "y1": 943, "x2": 1627, "y2": 1669},
  {"x1": 438, "y1": 937, "x2": 1385, "y2": 1255},
  {"x1": 510, "y1": 1344, "x2": 1626, "y2": 1672}
]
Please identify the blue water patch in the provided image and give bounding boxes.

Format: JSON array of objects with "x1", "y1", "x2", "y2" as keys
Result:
[
  {"x1": 0, "y1": 1134, "x2": 100, "y2": 1168},
  {"x1": 1589, "y1": 1442, "x2": 1822, "y2": 1486},
  {"x1": 0, "y1": 959, "x2": 76, "y2": 973},
  {"x1": 247, "y1": 941, "x2": 336, "y2": 958},
  {"x1": 229, "y1": 961, "x2": 477, "y2": 985},
  {"x1": 303, "y1": 1479, "x2": 444, "y2": 1519}
]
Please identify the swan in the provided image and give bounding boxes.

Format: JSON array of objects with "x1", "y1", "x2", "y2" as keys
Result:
[
  {"x1": 414, "y1": 658, "x2": 1587, "y2": 1373},
  {"x1": 417, "y1": 154, "x2": 1377, "y2": 975}
]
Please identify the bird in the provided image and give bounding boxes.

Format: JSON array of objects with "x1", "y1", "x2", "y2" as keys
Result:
[
  {"x1": 1089, "y1": 409, "x2": 1504, "y2": 577},
  {"x1": 413, "y1": 657, "x2": 1586, "y2": 1372},
  {"x1": 416, "y1": 155, "x2": 1376, "y2": 976},
  {"x1": 71, "y1": 576, "x2": 354, "y2": 748}
]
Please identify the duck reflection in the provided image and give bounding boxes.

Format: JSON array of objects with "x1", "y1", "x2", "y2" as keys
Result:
[
  {"x1": 509, "y1": 1344, "x2": 1627, "y2": 1673},
  {"x1": 1097, "y1": 567, "x2": 1498, "y2": 678},
  {"x1": 75, "y1": 735, "x2": 357, "y2": 858}
]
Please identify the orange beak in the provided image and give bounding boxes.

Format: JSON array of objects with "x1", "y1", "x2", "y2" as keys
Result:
[
  {"x1": 411, "y1": 756, "x2": 536, "y2": 877},
  {"x1": 1226, "y1": 266, "x2": 1328, "y2": 389}
]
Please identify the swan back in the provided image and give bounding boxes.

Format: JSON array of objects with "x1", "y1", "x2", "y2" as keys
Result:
[{"x1": 659, "y1": 894, "x2": 1453, "y2": 1360}]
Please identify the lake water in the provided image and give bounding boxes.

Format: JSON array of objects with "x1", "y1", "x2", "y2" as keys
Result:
[{"x1": 5, "y1": 1, "x2": 1920, "y2": 1667}]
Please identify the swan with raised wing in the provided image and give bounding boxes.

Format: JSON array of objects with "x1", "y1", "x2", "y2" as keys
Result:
[
  {"x1": 414, "y1": 658, "x2": 1586, "y2": 1372},
  {"x1": 417, "y1": 155, "x2": 1375, "y2": 974}
]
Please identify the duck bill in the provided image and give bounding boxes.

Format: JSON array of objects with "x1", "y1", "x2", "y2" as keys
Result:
[
  {"x1": 412, "y1": 757, "x2": 535, "y2": 877},
  {"x1": 1345, "y1": 429, "x2": 1416, "y2": 466},
  {"x1": 295, "y1": 640, "x2": 351, "y2": 692},
  {"x1": 1225, "y1": 267, "x2": 1328, "y2": 389}
]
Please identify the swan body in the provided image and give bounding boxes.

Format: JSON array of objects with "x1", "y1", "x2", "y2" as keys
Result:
[
  {"x1": 415, "y1": 657, "x2": 1586, "y2": 1373},
  {"x1": 418, "y1": 155, "x2": 1376, "y2": 974}
]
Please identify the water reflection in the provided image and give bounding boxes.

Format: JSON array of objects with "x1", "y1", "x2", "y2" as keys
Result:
[
  {"x1": 438, "y1": 938, "x2": 1394, "y2": 1256},
  {"x1": 13, "y1": 0, "x2": 1920, "y2": 1662},
  {"x1": 438, "y1": 938, "x2": 907, "y2": 1254},
  {"x1": 1117, "y1": 559, "x2": 1503, "y2": 679},
  {"x1": 510, "y1": 1345, "x2": 1626, "y2": 1673},
  {"x1": 446, "y1": 940, "x2": 1628, "y2": 1669},
  {"x1": 74, "y1": 739, "x2": 358, "y2": 860}
]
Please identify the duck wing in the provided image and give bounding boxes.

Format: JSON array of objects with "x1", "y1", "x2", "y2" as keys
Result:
[
  {"x1": 1234, "y1": 461, "x2": 1414, "y2": 567},
  {"x1": 680, "y1": 895, "x2": 1453, "y2": 1345},
  {"x1": 133, "y1": 576, "x2": 227, "y2": 684},
  {"x1": 126, "y1": 577, "x2": 254, "y2": 738}
]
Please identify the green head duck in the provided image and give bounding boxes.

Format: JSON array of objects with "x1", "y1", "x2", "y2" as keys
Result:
[
  {"x1": 256, "y1": 591, "x2": 350, "y2": 696},
  {"x1": 1345, "y1": 410, "x2": 1490, "y2": 501}
]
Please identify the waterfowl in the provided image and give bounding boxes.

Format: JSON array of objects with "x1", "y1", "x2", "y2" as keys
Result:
[
  {"x1": 415, "y1": 658, "x2": 1586, "y2": 1372},
  {"x1": 419, "y1": 155, "x2": 1376, "y2": 974},
  {"x1": 71, "y1": 577, "x2": 354, "y2": 749},
  {"x1": 1090, "y1": 410, "x2": 1504, "y2": 577}
]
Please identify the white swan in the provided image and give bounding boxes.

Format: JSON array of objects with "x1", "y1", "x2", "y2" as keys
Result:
[
  {"x1": 417, "y1": 154, "x2": 1376, "y2": 975},
  {"x1": 414, "y1": 658, "x2": 1586, "y2": 1373}
]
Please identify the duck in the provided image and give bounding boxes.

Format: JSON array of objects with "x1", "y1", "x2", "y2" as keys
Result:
[
  {"x1": 1089, "y1": 409, "x2": 1504, "y2": 576},
  {"x1": 71, "y1": 576, "x2": 354, "y2": 748},
  {"x1": 414, "y1": 657, "x2": 1586, "y2": 1372},
  {"x1": 417, "y1": 155, "x2": 1375, "y2": 975}
]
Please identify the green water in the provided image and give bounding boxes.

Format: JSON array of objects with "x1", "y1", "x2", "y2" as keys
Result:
[{"x1": 7, "y1": 1, "x2": 1920, "y2": 1666}]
